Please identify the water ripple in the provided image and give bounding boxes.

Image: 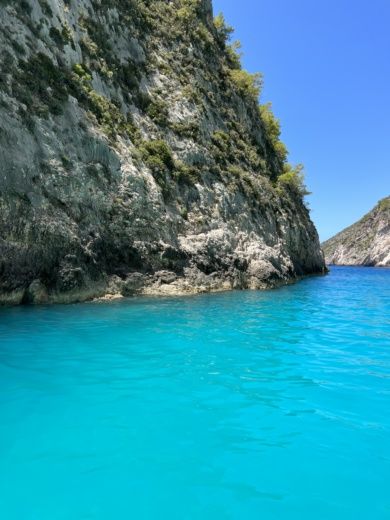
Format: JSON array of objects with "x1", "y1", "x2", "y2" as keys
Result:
[{"x1": 0, "y1": 266, "x2": 389, "y2": 519}]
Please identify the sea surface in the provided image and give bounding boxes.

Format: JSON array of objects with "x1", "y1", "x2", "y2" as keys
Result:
[{"x1": 0, "y1": 266, "x2": 389, "y2": 519}]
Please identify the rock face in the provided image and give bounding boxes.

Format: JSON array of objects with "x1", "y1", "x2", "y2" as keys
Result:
[
  {"x1": 0, "y1": 0, "x2": 325, "y2": 305},
  {"x1": 322, "y1": 197, "x2": 390, "y2": 266}
]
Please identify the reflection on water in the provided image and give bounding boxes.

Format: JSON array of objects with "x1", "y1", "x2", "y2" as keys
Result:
[{"x1": 0, "y1": 267, "x2": 389, "y2": 519}]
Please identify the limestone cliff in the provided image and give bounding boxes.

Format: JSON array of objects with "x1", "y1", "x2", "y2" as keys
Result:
[
  {"x1": 322, "y1": 197, "x2": 390, "y2": 266},
  {"x1": 0, "y1": 0, "x2": 325, "y2": 305}
]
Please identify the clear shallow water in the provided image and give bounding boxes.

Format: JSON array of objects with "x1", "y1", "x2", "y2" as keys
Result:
[{"x1": 0, "y1": 267, "x2": 389, "y2": 520}]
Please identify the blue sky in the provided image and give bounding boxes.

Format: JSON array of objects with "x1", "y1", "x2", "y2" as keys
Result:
[{"x1": 212, "y1": 0, "x2": 390, "y2": 241}]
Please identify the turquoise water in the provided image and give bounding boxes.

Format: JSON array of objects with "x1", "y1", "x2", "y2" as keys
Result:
[{"x1": 0, "y1": 267, "x2": 389, "y2": 519}]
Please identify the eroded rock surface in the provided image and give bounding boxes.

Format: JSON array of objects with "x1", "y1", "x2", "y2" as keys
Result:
[
  {"x1": 0, "y1": 0, "x2": 325, "y2": 304},
  {"x1": 322, "y1": 197, "x2": 390, "y2": 266}
]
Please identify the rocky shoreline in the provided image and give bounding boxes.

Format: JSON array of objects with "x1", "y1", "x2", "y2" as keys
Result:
[
  {"x1": 1, "y1": 266, "x2": 328, "y2": 306},
  {"x1": 322, "y1": 197, "x2": 390, "y2": 266}
]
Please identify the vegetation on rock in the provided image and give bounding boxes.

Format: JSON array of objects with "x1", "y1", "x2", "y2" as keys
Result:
[{"x1": 0, "y1": 0, "x2": 324, "y2": 304}]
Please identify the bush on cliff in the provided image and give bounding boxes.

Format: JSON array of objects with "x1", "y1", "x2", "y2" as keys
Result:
[
  {"x1": 259, "y1": 102, "x2": 288, "y2": 163},
  {"x1": 277, "y1": 164, "x2": 310, "y2": 198},
  {"x1": 229, "y1": 69, "x2": 263, "y2": 100}
]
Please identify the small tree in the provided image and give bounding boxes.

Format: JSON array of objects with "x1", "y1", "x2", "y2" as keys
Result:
[
  {"x1": 226, "y1": 40, "x2": 242, "y2": 69},
  {"x1": 277, "y1": 163, "x2": 310, "y2": 198},
  {"x1": 259, "y1": 103, "x2": 288, "y2": 162},
  {"x1": 230, "y1": 69, "x2": 263, "y2": 99},
  {"x1": 177, "y1": 0, "x2": 201, "y2": 28},
  {"x1": 213, "y1": 13, "x2": 234, "y2": 43}
]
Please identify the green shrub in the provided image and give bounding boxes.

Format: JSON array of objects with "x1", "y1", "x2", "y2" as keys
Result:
[
  {"x1": 79, "y1": 15, "x2": 113, "y2": 64},
  {"x1": 259, "y1": 102, "x2": 288, "y2": 162},
  {"x1": 140, "y1": 140, "x2": 174, "y2": 172},
  {"x1": 13, "y1": 53, "x2": 68, "y2": 116},
  {"x1": 61, "y1": 155, "x2": 73, "y2": 170},
  {"x1": 274, "y1": 141, "x2": 288, "y2": 163},
  {"x1": 133, "y1": 90, "x2": 151, "y2": 111},
  {"x1": 229, "y1": 69, "x2": 262, "y2": 99},
  {"x1": 181, "y1": 85, "x2": 202, "y2": 105},
  {"x1": 213, "y1": 13, "x2": 234, "y2": 43},
  {"x1": 139, "y1": 141, "x2": 199, "y2": 190},
  {"x1": 195, "y1": 23, "x2": 213, "y2": 52},
  {"x1": 377, "y1": 198, "x2": 390, "y2": 211},
  {"x1": 259, "y1": 103, "x2": 280, "y2": 142},
  {"x1": 49, "y1": 27, "x2": 65, "y2": 46},
  {"x1": 62, "y1": 22, "x2": 73, "y2": 43},
  {"x1": 212, "y1": 130, "x2": 229, "y2": 150},
  {"x1": 214, "y1": 13, "x2": 241, "y2": 68},
  {"x1": 180, "y1": 207, "x2": 188, "y2": 220},
  {"x1": 226, "y1": 165, "x2": 256, "y2": 197},
  {"x1": 117, "y1": 62, "x2": 141, "y2": 91},
  {"x1": 211, "y1": 130, "x2": 231, "y2": 166},
  {"x1": 72, "y1": 63, "x2": 92, "y2": 82},
  {"x1": 80, "y1": 36, "x2": 98, "y2": 57},
  {"x1": 69, "y1": 63, "x2": 137, "y2": 142},
  {"x1": 84, "y1": 90, "x2": 123, "y2": 138},
  {"x1": 146, "y1": 99, "x2": 169, "y2": 126},
  {"x1": 49, "y1": 24, "x2": 73, "y2": 47},
  {"x1": 226, "y1": 40, "x2": 242, "y2": 69},
  {"x1": 176, "y1": 0, "x2": 200, "y2": 27},
  {"x1": 170, "y1": 120, "x2": 199, "y2": 139},
  {"x1": 138, "y1": 140, "x2": 176, "y2": 199},
  {"x1": 277, "y1": 164, "x2": 310, "y2": 198},
  {"x1": 173, "y1": 161, "x2": 199, "y2": 186}
]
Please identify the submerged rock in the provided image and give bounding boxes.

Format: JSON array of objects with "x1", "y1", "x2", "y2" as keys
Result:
[{"x1": 0, "y1": 0, "x2": 325, "y2": 305}]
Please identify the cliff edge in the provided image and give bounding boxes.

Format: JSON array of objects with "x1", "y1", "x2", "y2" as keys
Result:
[
  {"x1": 322, "y1": 197, "x2": 390, "y2": 266},
  {"x1": 0, "y1": 0, "x2": 325, "y2": 304}
]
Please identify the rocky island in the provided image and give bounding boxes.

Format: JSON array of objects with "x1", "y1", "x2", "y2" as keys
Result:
[
  {"x1": 322, "y1": 197, "x2": 390, "y2": 267},
  {"x1": 0, "y1": 0, "x2": 325, "y2": 305}
]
